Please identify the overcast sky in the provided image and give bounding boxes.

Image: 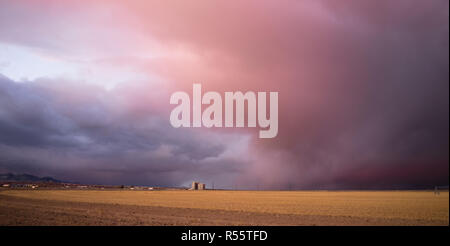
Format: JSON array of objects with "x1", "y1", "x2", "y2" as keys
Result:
[{"x1": 0, "y1": 0, "x2": 448, "y2": 189}]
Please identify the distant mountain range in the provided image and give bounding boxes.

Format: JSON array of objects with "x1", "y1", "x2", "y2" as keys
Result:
[{"x1": 0, "y1": 173, "x2": 63, "y2": 183}]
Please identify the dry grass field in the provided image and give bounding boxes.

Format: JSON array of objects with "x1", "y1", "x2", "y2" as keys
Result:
[{"x1": 0, "y1": 189, "x2": 448, "y2": 225}]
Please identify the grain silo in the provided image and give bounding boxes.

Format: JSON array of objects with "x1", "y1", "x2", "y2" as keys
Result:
[{"x1": 191, "y1": 181, "x2": 199, "y2": 190}]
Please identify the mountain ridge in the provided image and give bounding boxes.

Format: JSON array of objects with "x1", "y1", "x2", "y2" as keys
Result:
[{"x1": 0, "y1": 173, "x2": 63, "y2": 183}]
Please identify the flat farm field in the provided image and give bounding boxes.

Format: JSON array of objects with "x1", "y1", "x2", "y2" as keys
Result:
[{"x1": 0, "y1": 190, "x2": 448, "y2": 225}]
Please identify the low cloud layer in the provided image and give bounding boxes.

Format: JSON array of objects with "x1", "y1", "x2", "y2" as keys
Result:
[{"x1": 0, "y1": 75, "x2": 251, "y2": 187}]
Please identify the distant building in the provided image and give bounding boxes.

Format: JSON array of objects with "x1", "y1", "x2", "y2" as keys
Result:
[
  {"x1": 191, "y1": 181, "x2": 206, "y2": 190},
  {"x1": 191, "y1": 181, "x2": 198, "y2": 190}
]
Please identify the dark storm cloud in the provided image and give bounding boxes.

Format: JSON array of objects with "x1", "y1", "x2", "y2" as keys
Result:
[
  {"x1": 0, "y1": 74, "x2": 248, "y2": 186},
  {"x1": 0, "y1": 75, "x2": 74, "y2": 147}
]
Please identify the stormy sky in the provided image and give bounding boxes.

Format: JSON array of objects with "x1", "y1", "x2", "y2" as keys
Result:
[{"x1": 0, "y1": 0, "x2": 448, "y2": 189}]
